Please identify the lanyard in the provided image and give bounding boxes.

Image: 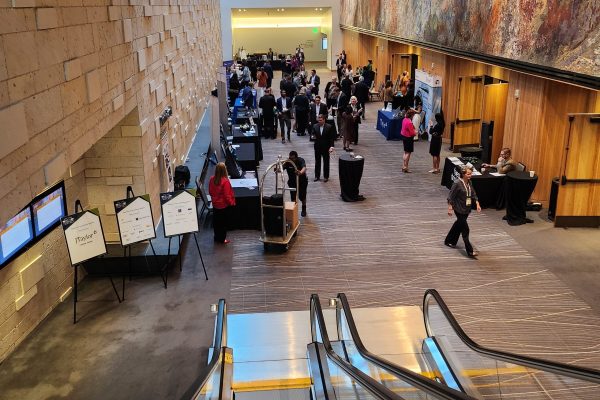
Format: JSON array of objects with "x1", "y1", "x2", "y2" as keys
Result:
[{"x1": 460, "y1": 178, "x2": 471, "y2": 197}]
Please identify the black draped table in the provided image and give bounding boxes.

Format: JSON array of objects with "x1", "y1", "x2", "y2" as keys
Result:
[
  {"x1": 339, "y1": 153, "x2": 365, "y2": 202},
  {"x1": 230, "y1": 175, "x2": 260, "y2": 230},
  {"x1": 441, "y1": 157, "x2": 506, "y2": 209},
  {"x1": 232, "y1": 124, "x2": 263, "y2": 161},
  {"x1": 504, "y1": 171, "x2": 538, "y2": 225},
  {"x1": 232, "y1": 142, "x2": 258, "y2": 171}
]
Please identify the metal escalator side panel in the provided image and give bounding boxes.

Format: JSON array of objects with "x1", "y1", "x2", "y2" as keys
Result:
[
  {"x1": 221, "y1": 347, "x2": 234, "y2": 400},
  {"x1": 308, "y1": 342, "x2": 337, "y2": 400}
]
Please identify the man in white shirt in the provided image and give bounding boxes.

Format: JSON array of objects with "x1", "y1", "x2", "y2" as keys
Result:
[{"x1": 412, "y1": 104, "x2": 423, "y2": 141}]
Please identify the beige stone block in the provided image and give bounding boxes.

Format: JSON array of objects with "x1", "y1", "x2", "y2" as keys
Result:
[
  {"x1": 124, "y1": 76, "x2": 135, "y2": 91},
  {"x1": 63, "y1": 58, "x2": 82, "y2": 82},
  {"x1": 86, "y1": 6, "x2": 108, "y2": 23},
  {"x1": 66, "y1": 24, "x2": 95, "y2": 59},
  {"x1": 11, "y1": 0, "x2": 35, "y2": 7},
  {"x1": 146, "y1": 33, "x2": 159, "y2": 47},
  {"x1": 7, "y1": 73, "x2": 36, "y2": 103},
  {"x1": 28, "y1": 168, "x2": 47, "y2": 199},
  {"x1": 84, "y1": 168, "x2": 101, "y2": 177},
  {"x1": 60, "y1": 7, "x2": 87, "y2": 26},
  {"x1": 108, "y1": 6, "x2": 120, "y2": 21},
  {"x1": 155, "y1": 83, "x2": 166, "y2": 104},
  {"x1": 137, "y1": 49, "x2": 146, "y2": 71},
  {"x1": 36, "y1": 28, "x2": 67, "y2": 68},
  {"x1": 120, "y1": 125, "x2": 141, "y2": 136},
  {"x1": 105, "y1": 176, "x2": 133, "y2": 185},
  {"x1": 0, "y1": 102, "x2": 29, "y2": 160},
  {"x1": 19, "y1": 257, "x2": 45, "y2": 293},
  {"x1": 4, "y1": 31, "x2": 38, "y2": 78},
  {"x1": 24, "y1": 86, "x2": 63, "y2": 136},
  {"x1": 112, "y1": 94, "x2": 124, "y2": 111},
  {"x1": 36, "y1": 8, "x2": 59, "y2": 30},
  {"x1": 85, "y1": 69, "x2": 101, "y2": 103},
  {"x1": 123, "y1": 19, "x2": 133, "y2": 42},
  {"x1": 43, "y1": 152, "x2": 68, "y2": 186},
  {"x1": 15, "y1": 285, "x2": 37, "y2": 311},
  {"x1": 0, "y1": 9, "x2": 36, "y2": 35},
  {"x1": 143, "y1": 5, "x2": 152, "y2": 16},
  {"x1": 61, "y1": 75, "x2": 87, "y2": 116},
  {"x1": 70, "y1": 158, "x2": 86, "y2": 176},
  {"x1": 33, "y1": 64, "x2": 64, "y2": 93},
  {"x1": 105, "y1": 59, "x2": 123, "y2": 90}
]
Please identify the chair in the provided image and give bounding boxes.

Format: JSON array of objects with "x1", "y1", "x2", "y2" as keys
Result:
[
  {"x1": 369, "y1": 82, "x2": 384, "y2": 102},
  {"x1": 196, "y1": 176, "x2": 213, "y2": 221},
  {"x1": 516, "y1": 162, "x2": 526, "y2": 172}
]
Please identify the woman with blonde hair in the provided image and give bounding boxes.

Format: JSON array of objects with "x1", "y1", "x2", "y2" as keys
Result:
[{"x1": 208, "y1": 162, "x2": 236, "y2": 244}]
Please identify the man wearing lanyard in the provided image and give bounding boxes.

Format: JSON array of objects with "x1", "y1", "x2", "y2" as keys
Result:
[
  {"x1": 445, "y1": 166, "x2": 481, "y2": 257},
  {"x1": 312, "y1": 114, "x2": 335, "y2": 182}
]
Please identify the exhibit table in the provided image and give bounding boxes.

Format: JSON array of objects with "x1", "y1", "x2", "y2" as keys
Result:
[
  {"x1": 232, "y1": 142, "x2": 257, "y2": 171},
  {"x1": 339, "y1": 153, "x2": 365, "y2": 202},
  {"x1": 230, "y1": 175, "x2": 260, "y2": 230},
  {"x1": 376, "y1": 110, "x2": 402, "y2": 140},
  {"x1": 441, "y1": 157, "x2": 505, "y2": 209},
  {"x1": 235, "y1": 108, "x2": 259, "y2": 125},
  {"x1": 504, "y1": 171, "x2": 538, "y2": 225},
  {"x1": 232, "y1": 124, "x2": 263, "y2": 161}
]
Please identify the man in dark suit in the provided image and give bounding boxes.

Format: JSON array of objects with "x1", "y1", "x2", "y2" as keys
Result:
[
  {"x1": 341, "y1": 74, "x2": 353, "y2": 97},
  {"x1": 308, "y1": 69, "x2": 320, "y2": 96},
  {"x1": 280, "y1": 74, "x2": 297, "y2": 98},
  {"x1": 335, "y1": 88, "x2": 349, "y2": 139},
  {"x1": 258, "y1": 88, "x2": 277, "y2": 139},
  {"x1": 312, "y1": 114, "x2": 335, "y2": 182},
  {"x1": 352, "y1": 76, "x2": 370, "y2": 119},
  {"x1": 276, "y1": 90, "x2": 293, "y2": 143},
  {"x1": 263, "y1": 61, "x2": 273, "y2": 88},
  {"x1": 309, "y1": 96, "x2": 328, "y2": 141},
  {"x1": 241, "y1": 82, "x2": 255, "y2": 108}
]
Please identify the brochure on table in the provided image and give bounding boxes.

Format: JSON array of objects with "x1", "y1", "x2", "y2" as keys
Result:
[
  {"x1": 114, "y1": 195, "x2": 156, "y2": 246},
  {"x1": 160, "y1": 189, "x2": 199, "y2": 237},
  {"x1": 61, "y1": 209, "x2": 107, "y2": 265}
]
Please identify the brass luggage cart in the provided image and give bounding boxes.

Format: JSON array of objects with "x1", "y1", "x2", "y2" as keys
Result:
[{"x1": 259, "y1": 156, "x2": 300, "y2": 251}]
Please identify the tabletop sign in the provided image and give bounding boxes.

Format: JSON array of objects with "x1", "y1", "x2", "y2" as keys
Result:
[
  {"x1": 114, "y1": 195, "x2": 156, "y2": 246},
  {"x1": 61, "y1": 209, "x2": 107, "y2": 265},
  {"x1": 160, "y1": 189, "x2": 199, "y2": 237}
]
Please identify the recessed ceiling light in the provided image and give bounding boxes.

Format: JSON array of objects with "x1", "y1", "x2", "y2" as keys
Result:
[{"x1": 238, "y1": 9, "x2": 241, "y2": 11}]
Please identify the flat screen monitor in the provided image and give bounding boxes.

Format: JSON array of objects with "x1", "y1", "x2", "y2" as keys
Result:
[
  {"x1": 322, "y1": 38, "x2": 328, "y2": 50},
  {"x1": 31, "y1": 181, "x2": 67, "y2": 237},
  {"x1": 0, "y1": 208, "x2": 34, "y2": 266}
]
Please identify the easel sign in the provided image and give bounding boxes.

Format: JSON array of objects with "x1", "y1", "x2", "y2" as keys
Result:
[
  {"x1": 61, "y1": 208, "x2": 107, "y2": 265},
  {"x1": 114, "y1": 193, "x2": 156, "y2": 246},
  {"x1": 160, "y1": 189, "x2": 198, "y2": 237}
]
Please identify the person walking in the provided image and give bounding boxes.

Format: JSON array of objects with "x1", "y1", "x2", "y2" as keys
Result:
[
  {"x1": 428, "y1": 112, "x2": 445, "y2": 173},
  {"x1": 445, "y1": 166, "x2": 481, "y2": 257},
  {"x1": 293, "y1": 87, "x2": 310, "y2": 136},
  {"x1": 285, "y1": 151, "x2": 308, "y2": 217},
  {"x1": 208, "y1": 162, "x2": 236, "y2": 244},
  {"x1": 400, "y1": 109, "x2": 417, "y2": 173},
  {"x1": 258, "y1": 88, "x2": 277, "y2": 139},
  {"x1": 276, "y1": 90, "x2": 293, "y2": 143},
  {"x1": 312, "y1": 114, "x2": 336, "y2": 182}
]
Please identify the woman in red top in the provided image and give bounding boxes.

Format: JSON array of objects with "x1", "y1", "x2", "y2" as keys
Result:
[
  {"x1": 208, "y1": 162, "x2": 236, "y2": 243},
  {"x1": 400, "y1": 109, "x2": 417, "y2": 173}
]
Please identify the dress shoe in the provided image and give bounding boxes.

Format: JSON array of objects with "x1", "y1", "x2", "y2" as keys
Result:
[
  {"x1": 444, "y1": 242, "x2": 456, "y2": 248},
  {"x1": 314, "y1": 177, "x2": 320, "y2": 182},
  {"x1": 323, "y1": 178, "x2": 328, "y2": 182},
  {"x1": 301, "y1": 209, "x2": 307, "y2": 217},
  {"x1": 467, "y1": 250, "x2": 478, "y2": 258}
]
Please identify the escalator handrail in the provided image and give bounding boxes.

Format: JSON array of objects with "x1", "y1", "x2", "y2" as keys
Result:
[
  {"x1": 180, "y1": 299, "x2": 228, "y2": 400},
  {"x1": 423, "y1": 288, "x2": 600, "y2": 384},
  {"x1": 335, "y1": 293, "x2": 475, "y2": 400},
  {"x1": 310, "y1": 294, "x2": 406, "y2": 400}
]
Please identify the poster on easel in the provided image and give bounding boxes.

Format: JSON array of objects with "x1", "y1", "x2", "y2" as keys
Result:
[
  {"x1": 114, "y1": 195, "x2": 156, "y2": 246},
  {"x1": 61, "y1": 209, "x2": 107, "y2": 265},
  {"x1": 160, "y1": 189, "x2": 199, "y2": 237}
]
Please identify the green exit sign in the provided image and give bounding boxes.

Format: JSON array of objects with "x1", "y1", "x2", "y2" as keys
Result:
[{"x1": 312, "y1": 27, "x2": 319, "y2": 33}]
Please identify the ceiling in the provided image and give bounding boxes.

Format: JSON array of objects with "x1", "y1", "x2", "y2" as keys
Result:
[{"x1": 231, "y1": 7, "x2": 330, "y2": 19}]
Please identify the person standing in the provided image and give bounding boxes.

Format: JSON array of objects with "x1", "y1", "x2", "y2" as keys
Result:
[
  {"x1": 312, "y1": 114, "x2": 335, "y2": 182},
  {"x1": 383, "y1": 80, "x2": 394, "y2": 109},
  {"x1": 335, "y1": 88, "x2": 349, "y2": 140},
  {"x1": 258, "y1": 88, "x2": 277, "y2": 139},
  {"x1": 286, "y1": 151, "x2": 308, "y2": 217},
  {"x1": 276, "y1": 90, "x2": 293, "y2": 143},
  {"x1": 241, "y1": 82, "x2": 255, "y2": 108},
  {"x1": 309, "y1": 69, "x2": 320, "y2": 96},
  {"x1": 341, "y1": 73, "x2": 353, "y2": 97},
  {"x1": 293, "y1": 87, "x2": 310, "y2": 136},
  {"x1": 309, "y1": 95, "x2": 328, "y2": 140},
  {"x1": 208, "y1": 162, "x2": 236, "y2": 244},
  {"x1": 401, "y1": 109, "x2": 417, "y2": 173},
  {"x1": 445, "y1": 166, "x2": 481, "y2": 257},
  {"x1": 352, "y1": 76, "x2": 369, "y2": 120},
  {"x1": 256, "y1": 67, "x2": 267, "y2": 99},
  {"x1": 411, "y1": 104, "x2": 423, "y2": 141},
  {"x1": 263, "y1": 61, "x2": 273, "y2": 88},
  {"x1": 349, "y1": 96, "x2": 363, "y2": 145},
  {"x1": 428, "y1": 112, "x2": 445, "y2": 173},
  {"x1": 324, "y1": 76, "x2": 340, "y2": 108}
]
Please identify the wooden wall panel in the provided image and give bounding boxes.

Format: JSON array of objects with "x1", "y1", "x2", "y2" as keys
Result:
[
  {"x1": 483, "y1": 83, "x2": 509, "y2": 161},
  {"x1": 343, "y1": 30, "x2": 360, "y2": 67}
]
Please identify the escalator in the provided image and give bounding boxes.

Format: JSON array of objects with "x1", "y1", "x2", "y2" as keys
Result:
[{"x1": 329, "y1": 291, "x2": 600, "y2": 400}]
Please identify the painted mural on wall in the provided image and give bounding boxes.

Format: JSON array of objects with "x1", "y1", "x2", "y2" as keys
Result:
[{"x1": 340, "y1": 0, "x2": 600, "y2": 78}]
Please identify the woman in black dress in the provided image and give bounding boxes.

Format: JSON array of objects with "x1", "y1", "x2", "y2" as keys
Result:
[{"x1": 429, "y1": 112, "x2": 445, "y2": 173}]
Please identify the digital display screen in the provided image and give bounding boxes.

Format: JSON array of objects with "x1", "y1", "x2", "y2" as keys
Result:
[
  {"x1": 322, "y1": 38, "x2": 328, "y2": 50},
  {"x1": 32, "y1": 185, "x2": 66, "y2": 236},
  {"x1": 0, "y1": 208, "x2": 34, "y2": 265}
]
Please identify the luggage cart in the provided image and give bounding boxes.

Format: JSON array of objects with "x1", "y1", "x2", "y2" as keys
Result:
[{"x1": 260, "y1": 155, "x2": 300, "y2": 251}]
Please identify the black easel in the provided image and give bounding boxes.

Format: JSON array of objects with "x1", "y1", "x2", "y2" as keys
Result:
[
  {"x1": 72, "y1": 200, "x2": 121, "y2": 324},
  {"x1": 165, "y1": 231, "x2": 208, "y2": 286},
  {"x1": 121, "y1": 186, "x2": 164, "y2": 297}
]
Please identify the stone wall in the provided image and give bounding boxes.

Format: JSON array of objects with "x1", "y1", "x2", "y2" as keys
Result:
[{"x1": 0, "y1": 0, "x2": 222, "y2": 361}]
